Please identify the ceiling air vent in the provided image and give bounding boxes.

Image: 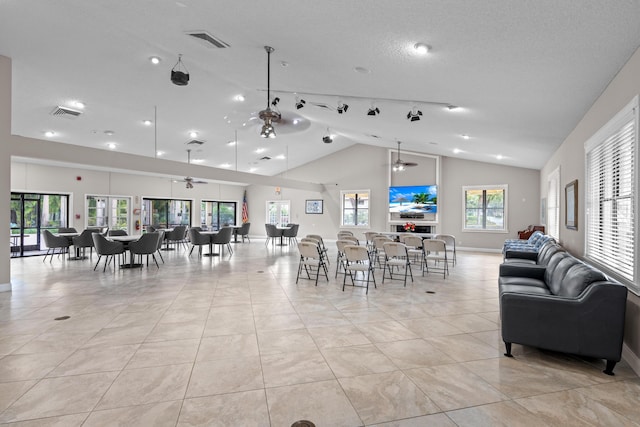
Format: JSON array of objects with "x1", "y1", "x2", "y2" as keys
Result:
[
  {"x1": 186, "y1": 31, "x2": 230, "y2": 48},
  {"x1": 310, "y1": 102, "x2": 331, "y2": 110},
  {"x1": 259, "y1": 156, "x2": 271, "y2": 161},
  {"x1": 50, "y1": 106, "x2": 82, "y2": 118},
  {"x1": 186, "y1": 139, "x2": 205, "y2": 145}
]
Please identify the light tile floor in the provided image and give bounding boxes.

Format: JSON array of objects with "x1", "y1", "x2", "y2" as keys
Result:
[{"x1": 1, "y1": 241, "x2": 638, "y2": 426}]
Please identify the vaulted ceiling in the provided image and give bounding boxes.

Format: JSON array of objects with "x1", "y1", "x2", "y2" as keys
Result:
[{"x1": 1, "y1": 1, "x2": 639, "y2": 177}]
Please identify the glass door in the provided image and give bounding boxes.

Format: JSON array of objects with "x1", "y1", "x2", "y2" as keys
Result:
[{"x1": 87, "y1": 196, "x2": 131, "y2": 232}]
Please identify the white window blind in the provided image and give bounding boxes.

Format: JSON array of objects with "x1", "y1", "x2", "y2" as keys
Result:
[
  {"x1": 585, "y1": 97, "x2": 637, "y2": 287},
  {"x1": 547, "y1": 168, "x2": 560, "y2": 239}
]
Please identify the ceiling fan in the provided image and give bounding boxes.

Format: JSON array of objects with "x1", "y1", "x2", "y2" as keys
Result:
[
  {"x1": 176, "y1": 149, "x2": 207, "y2": 188},
  {"x1": 392, "y1": 141, "x2": 418, "y2": 172}
]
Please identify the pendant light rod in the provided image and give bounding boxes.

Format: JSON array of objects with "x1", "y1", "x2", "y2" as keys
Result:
[{"x1": 265, "y1": 46, "x2": 274, "y2": 109}]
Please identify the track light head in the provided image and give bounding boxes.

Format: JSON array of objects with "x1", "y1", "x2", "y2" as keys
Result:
[
  {"x1": 295, "y1": 98, "x2": 306, "y2": 109},
  {"x1": 367, "y1": 107, "x2": 380, "y2": 116},
  {"x1": 271, "y1": 97, "x2": 280, "y2": 106},
  {"x1": 337, "y1": 102, "x2": 349, "y2": 114},
  {"x1": 407, "y1": 108, "x2": 423, "y2": 122},
  {"x1": 185, "y1": 181, "x2": 194, "y2": 189}
]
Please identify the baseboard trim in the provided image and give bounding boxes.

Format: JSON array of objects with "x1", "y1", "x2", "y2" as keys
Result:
[
  {"x1": 457, "y1": 246, "x2": 502, "y2": 254},
  {"x1": 622, "y1": 343, "x2": 640, "y2": 376}
]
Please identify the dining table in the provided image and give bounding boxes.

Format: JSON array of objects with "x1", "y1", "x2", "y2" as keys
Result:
[
  {"x1": 199, "y1": 231, "x2": 220, "y2": 256},
  {"x1": 54, "y1": 232, "x2": 85, "y2": 260},
  {"x1": 275, "y1": 226, "x2": 292, "y2": 246},
  {"x1": 108, "y1": 235, "x2": 143, "y2": 268}
]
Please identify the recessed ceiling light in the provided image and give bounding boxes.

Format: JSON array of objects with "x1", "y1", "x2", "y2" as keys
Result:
[
  {"x1": 191, "y1": 158, "x2": 205, "y2": 164},
  {"x1": 429, "y1": 141, "x2": 438, "y2": 145},
  {"x1": 44, "y1": 131, "x2": 55, "y2": 138},
  {"x1": 280, "y1": 61, "x2": 289, "y2": 67},
  {"x1": 461, "y1": 134, "x2": 470, "y2": 140},
  {"x1": 453, "y1": 148, "x2": 462, "y2": 154},
  {"x1": 496, "y1": 154, "x2": 504, "y2": 160},
  {"x1": 354, "y1": 66, "x2": 371, "y2": 74},
  {"x1": 142, "y1": 120, "x2": 152, "y2": 126},
  {"x1": 447, "y1": 105, "x2": 460, "y2": 111},
  {"x1": 156, "y1": 150, "x2": 165, "y2": 156},
  {"x1": 249, "y1": 167, "x2": 257, "y2": 173},
  {"x1": 234, "y1": 94, "x2": 245, "y2": 102},
  {"x1": 227, "y1": 140, "x2": 236, "y2": 145},
  {"x1": 293, "y1": 119, "x2": 300, "y2": 125},
  {"x1": 104, "y1": 130, "x2": 115, "y2": 136},
  {"x1": 149, "y1": 56, "x2": 161, "y2": 65},
  {"x1": 220, "y1": 163, "x2": 231, "y2": 168},
  {"x1": 255, "y1": 148, "x2": 265, "y2": 153},
  {"x1": 71, "y1": 101, "x2": 85, "y2": 109},
  {"x1": 107, "y1": 142, "x2": 117, "y2": 150},
  {"x1": 413, "y1": 43, "x2": 431, "y2": 55},
  {"x1": 189, "y1": 131, "x2": 198, "y2": 138},
  {"x1": 276, "y1": 154, "x2": 285, "y2": 160}
]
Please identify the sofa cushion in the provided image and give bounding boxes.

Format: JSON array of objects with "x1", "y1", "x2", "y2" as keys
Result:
[
  {"x1": 546, "y1": 256, "x2": 581, "y2": 295},
  {"x1": 500, "y1": 284, "x2": 552, "y2": 296},
  {"x1": 557, "y1": 263, "x2": 608, "y2": 298},
  {"x1": 499, "y1": 276, "x2": 548, "y2": 289}
]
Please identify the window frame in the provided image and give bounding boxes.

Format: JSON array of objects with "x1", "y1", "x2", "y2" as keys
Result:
[
  {"x1": 462, "y1": 185, "x2": 508, "y2": 232},
  {"x1": 584, "y1": 95, "x2": 638, "y2": 294},
  {"x1": 547, "y1": 167, "x2": 561, "y2": 240},
  {"x1": 340, "y1": 189, "x2": 370, "y2": 228}
]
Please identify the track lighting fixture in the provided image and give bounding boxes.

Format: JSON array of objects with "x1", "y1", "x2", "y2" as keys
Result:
[
  {"x1": 295, "y1": 98, "x2": 306, "y2": 109},
  {"x1": 367, "y1": 106, "x2": 380, "y2": 116},
  {"x1": 322, "y1": 128, "x2": 333, "y2": 144},
  {"x1": 258, "y1": 46, "x2": 280, "y2": 139},
  {"x1": 337, "y1": 102, "x2": 349, "y2": 114},
  {"x1": 407, "y1": 107, "x2": 423, "y2": 122},
  {"x1": 170, "y1": 54, "x2": 189, "y2": 86}
]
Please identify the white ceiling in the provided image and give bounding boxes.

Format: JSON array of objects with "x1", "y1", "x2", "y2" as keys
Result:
[{"x1": 1, "y1": 0, "x2": 639, "y2": 177}]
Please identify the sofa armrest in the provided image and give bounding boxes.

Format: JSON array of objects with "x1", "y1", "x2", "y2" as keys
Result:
[
  {"x1": 505, "y1": 250, "x2": 538, "y2": 261},
  {"x1": 499, "y1": 263, "x2": 545, "y2": 279},
  {"x1": 500, "y1": 282, "x2": 627, "y2": 361}
]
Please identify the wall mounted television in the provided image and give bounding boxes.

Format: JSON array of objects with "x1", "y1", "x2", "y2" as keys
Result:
[{"x1": 389, "y1": 185, "x2": 437, "y2": 214}]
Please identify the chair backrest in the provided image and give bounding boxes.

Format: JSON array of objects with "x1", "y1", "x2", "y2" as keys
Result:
[
  {"x1": 373, "y1": 236, "x2": 392, "y2": 250},
  {"x1": 188, "y1": 228, "x2": 208, "y2": 245},
  {"x1": 434, "y1": 234, "x2": 455, "y2": 249},
  {"x1": 306, "y1": 234, "x2": 326, "y2": 249},
  {"x1": 92, "y1": 233, "x2": 124, "y2": 255},
  {"x1": 266, "y1": 224, "x2": 284, "y2": 237},
  {"x1": 298, "y1": 241, "x2": 321, "y2": 259},
  {"x1": 42, "y1": 230, "x2": 70, "y2": 248},
  {"x1": 424, "y1": 239, "x2": 447, "y2": 253},
  {"x1": 337, "y1": 230, "x2": 354, "y2": 237},
  {"x1": 383, "y1": 242, "x2": 408, "y2": 258},
  {"x1": 108, "y1": 229, "x2": 128, "y2": 237},
  {"x1": 300, "y1": 237, "x2": 320, "y2": 246},
  {"x1": 175, "y1": 225, "x2": 188, "y2": 239},
  {"x1": 238, "y1": 222, "x2": 250, "y2": 235},
  {"x1": 155, "y1": 230, "x2": 165, "y2": 251},
  {"x1": 283, "y1": 224, "x2": 299, "y2": 237},
  {"x1": 364, "y1": 231, "x2": 380, "y2": 243},
  {"x1": 146, "y1": 225, "x2": 157, "y2": 232},
  {"x1": 73, "y1": 229, "x2": 96, "y2": 247},
  {"x1": 190, "y1": 226, "x2": 202, "y2": 232},
  {"x1": 398, "y1": 233, "x2": 414, "y2": 243},
  {"x1": 129, "y1": 232, "x2": 160, "y2": 255},
  {"x1": 336, "y1": 239, "x2": 352, "y2": 253},
  {"x1": 58, "y1": 227, "x2": 78, "y2": 233},
  {"x1": 212, "y1": 226, "x2": 233, "y2": 244},
  {"x1": 341, "y1": 235, "x2": 359, "y2": 245},
  {"x1": 344, "y1": 245, "x2": 370, "y2": 263},
  {"x1": 403, "y1": 235, "x2": 423, "y2": 249}
]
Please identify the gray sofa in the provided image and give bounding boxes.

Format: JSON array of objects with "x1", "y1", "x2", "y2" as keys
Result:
[{"x1": 499, "y1": 250, "x2": 628, "y2": 375}]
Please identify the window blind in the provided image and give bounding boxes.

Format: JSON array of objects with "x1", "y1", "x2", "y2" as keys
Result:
[{"x1": 585, "y1": 103, "x2": 636, "y2": 284}]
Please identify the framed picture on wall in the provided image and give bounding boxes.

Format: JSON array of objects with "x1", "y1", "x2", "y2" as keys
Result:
[
  {"x1": 305, "y1": 199, "x2": 323, "y2": 214},
  {"x1": 565, "y1": 180, "x2": 578, "y2": 230}
]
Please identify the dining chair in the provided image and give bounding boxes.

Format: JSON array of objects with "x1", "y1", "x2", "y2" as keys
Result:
[
  {"x1": 72, "y1": 229, "x2": 96, "y2": 258},
  {"x1": 343, "y1": 244, "x2": 376, "y2": 294},
  {"x1": 382, "y1": 242, "x2": 413, "y2": 286},
  {"x1": 282, "y1": 223, "x2": 299, "y2": 246},
  {"x1": 372, "y1": 235, "x2": 393, "y2": 267},
  {"x1": 306, "y1": 234, "x2": 329, "y2": 264},
  {"x1": 364, "y1": 231, "x2": 380, "y2": 249},
  {"x1": 335, "y1": 239, "x2": 352, "y2": 278},
  {"x1": 235, "y1": 222, "x2": 251, "y2": 243},
  {"x1": 129, "y1": 232, "x2": 162, "y2": 268},
  {"x1": 91, "y1": 233, "x2": 125, "y2": 271},
  {"x1": 58, "y1": 227, "x2": 78, "y2": 234},
  {"x1": 108, "y1": 229, "x2": 128, "y2": 237},
  {"x1": 423, "y1": 239, "x2": 449, "y2": 278},
  {"x1": 402, "y1": 235, "x2": 425, "y2": 270},
  {"x1": 155, "y1": 230, "x2": 165, "y2": 263},
  {"x1": 296, "y1": 241, "x2": 329, "y2": 285},
  {"x1": 188, "y1": 228, "x2": 211, "y2": 256},
  {"x1": 264, "y1": 224, "x2": 283, "y2": 246},
  {"x1": 212, "y1": 227, "x2": 234, "y2": 255},
  {"x1": 165, "y1": 225, "x2": 188, "y2": 250},
  {"x1": 41, "y1": 230, "x2": 71, "y2": 262}
]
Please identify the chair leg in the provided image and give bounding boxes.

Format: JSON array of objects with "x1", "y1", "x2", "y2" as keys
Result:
[{"x1": 94, "y1": 255, "x2": 102, "y2": 271}]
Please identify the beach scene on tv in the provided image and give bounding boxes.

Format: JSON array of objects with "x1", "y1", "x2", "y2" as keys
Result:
[{"x1": 389, "y1": 185, "x2": 438, "y2": 213}]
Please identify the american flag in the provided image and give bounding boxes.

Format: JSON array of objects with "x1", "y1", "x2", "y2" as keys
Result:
[{"x1": 241, "y1": 190, "x2": 249, "y2": 223}]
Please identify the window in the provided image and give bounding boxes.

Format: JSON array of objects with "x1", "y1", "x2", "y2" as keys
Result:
[
  {"x1": 341, "y1": 190, "x2": 369, "y2": 227},
  {"x1": 585, "y1": 96, "x2": 638, "y2": 291},
  {"x1": 547, "y1": 167, "x2": 560, "y2": 239},
  {"x1": 87, "y1": 195, "x2": 130, "y2": 231},
  {"x1": 201, "y1": 200, "x2": 237, "y2": 230},
  {"x1": 266, "y1": 201, "x2": 290, "y2": 225},
  {"x1": 141, "y1": 198, "x2": 191, "y2": 228},
  {"x1": 463, "y1": 185, "x2": 507, "y2": 231}
]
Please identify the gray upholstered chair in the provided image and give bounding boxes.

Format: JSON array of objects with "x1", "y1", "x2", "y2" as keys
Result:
[
  {"x1": 188, "y1": 228, "x2": 211, "y2": 256},
  {"x1": 282, "y1": 224, "x2": 299, "y2": 246},
  {"x1": 91, "y1": 233, "x2": 125, "y2": 271},
  {"x1": 129, "y1": 232, "x2": 162, "y2": 268},
  {"x1": 72, "y1": 229, "x2": 96, "y2": 258},
  {"x1": 235, "y1": 222, "x2": 251, "y2": 243},
  {"x1": 42, "y1": 230, "x2": 71, "y2": 262},
  {"x1": 165, "y1": 225, "x2": 188, "y2": 250},
  {"x1": 264, "y1": 224, "x2": 283, "y2": 246},
  {"x1": 155, "y1": 230, "x2": 165, "y2": 263},
  {"x1": 58, "y1": 227, "x2": 78, "y2": 234},
  {"x1": 211, "y1": 227, "x2": 233, "y2": 255},
  {"x1": 108, "y1": 229, "x2": 128, "y2": 237}
]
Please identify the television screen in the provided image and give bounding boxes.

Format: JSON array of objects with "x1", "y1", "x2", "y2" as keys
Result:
[{"x1": 389, "y1": 185, "x2": 437, "y2": 214}]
